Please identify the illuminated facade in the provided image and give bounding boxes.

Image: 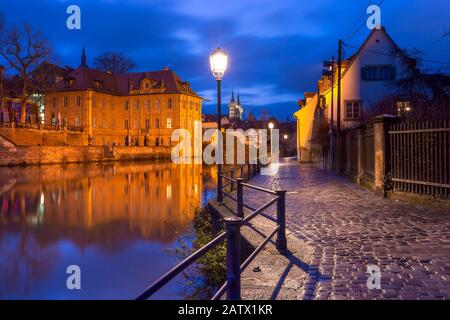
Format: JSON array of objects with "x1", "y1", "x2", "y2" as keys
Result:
[
  {"x1": 294, "y1": 27, "x2": 415, "y2": 161},
  {"x1": 44, "y1": 50, "x2": 202, "y2": 147}
]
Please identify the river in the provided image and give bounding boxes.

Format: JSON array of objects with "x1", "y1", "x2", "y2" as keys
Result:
[{"x1": 0, "y1": 161, "x2": 217, "y2": 299}]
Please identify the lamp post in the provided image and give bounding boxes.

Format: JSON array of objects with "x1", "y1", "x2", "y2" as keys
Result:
[
  {"x1": 283, "y1": 134, "x2": 288, "y2": 157},
  {"x1": 210, "y1": 47, "x2": 228, "y2": 203},
  {"x1": 323, "y1": 57, "x2": 335, "y2": 170},
  {"x1": 268, "y1": 122, "x2": 274, "y2": 157},
  {"x1": 0, "y1": 65, "x2": 4, "y2": 126}
]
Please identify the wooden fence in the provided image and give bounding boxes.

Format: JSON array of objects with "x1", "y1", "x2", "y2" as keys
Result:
[{"x1": 389, "y1": 121, "x2": 450, "y2": 199}]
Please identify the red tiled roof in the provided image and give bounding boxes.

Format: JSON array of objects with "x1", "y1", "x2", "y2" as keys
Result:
[{"x1": 51, "y1": 66, "x2": 201, "y2": 97}]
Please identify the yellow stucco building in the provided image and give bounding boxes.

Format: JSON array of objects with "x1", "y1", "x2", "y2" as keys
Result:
[{"x1": 45, "y1": 53, "x2": 202, "y2": 147}]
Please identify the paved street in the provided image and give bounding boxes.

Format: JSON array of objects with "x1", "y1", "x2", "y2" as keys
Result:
[{"x1": 244, "y1": 158, "x2": 450, "y2": 300}]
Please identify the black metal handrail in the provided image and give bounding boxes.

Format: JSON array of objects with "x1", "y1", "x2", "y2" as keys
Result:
[
  {"x1": 135, "y1": 162, "x2": 287, "y2": 301},
  {"x1": 136, "y1": 231, "x2": 227, "y2": 300},
  {"x1": 212, "y1": 164, "x2": 287, "y2": 300}
]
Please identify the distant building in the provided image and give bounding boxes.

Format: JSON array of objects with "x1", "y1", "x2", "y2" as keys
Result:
[
  {"x1": 44, "y1": 48, "x2": 202, "y2": 147},
  {"x1": 228, "y1": 91, "x2": 243, "y2": 120}
]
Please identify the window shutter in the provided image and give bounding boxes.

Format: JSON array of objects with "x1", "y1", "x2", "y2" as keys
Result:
[{"x1": 361, "y1": 67, "x2": 367, "y2": 80}]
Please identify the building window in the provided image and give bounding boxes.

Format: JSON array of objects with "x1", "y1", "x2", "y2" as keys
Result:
[
  {"x1": 135, "y1": 100, "x2": 139, "y2": 110},
  {"x1": 63, "y1": 96, "x2": 68, "y2": 107},
  {"x1": 195, "y1": 103, "x2": 199, "y2": 111},
  {"x1": 168, "y1": 99, "x2": 172, "y2": 109},
  {"x1": 144, "y1": 100, "x2": 149, "y2": 110},
  {"x1": 397, "y1": 101, "x2": 412, "y2": 115},
  {"x1": 76, "y1": 96, "x2": 81, "y2": 107},
  {"x1": 102, "y1": 118, "x2": 107, "y2": 129},
  {"x1": 125, "y1": 119, "x2": 129, "y2": 129},
  {"x1": 361, "y1": 65, "x2": 396, "y2": 81},
  {"x1": 93, "y1": 116, "x2": 96, "y2": 128},
  {"x1": 166, "y1": 117, "x2": 172, "y2": 128},
  {"x1": 145, "y1": 119, "x2": 150, "y2": 133},
  {"x1": 155, "y1": 99, "x2": 160, "y2": 109},
  {"x1": 51, "y1": 113, "x2": 56, "y2": 126},
  {"x1": 133, "y1": 119, "x2": 138, "y2": 129},
  {"x1": 155, "y1": 118, "x2": 160, "y2": 129},
  {"x1": 345, "y1": 101, "x2": 362, "y2": 120},
  {"x1": 75, "y1": 116, "x2": 80, "y2": 127},
  {"x1": 124, "y1": 101, "x2": 129, "y2": 111}
]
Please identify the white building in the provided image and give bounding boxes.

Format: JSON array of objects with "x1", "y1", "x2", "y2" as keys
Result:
[{"x1": 294, "y1": 27, "x2": 419, "y2": 161}]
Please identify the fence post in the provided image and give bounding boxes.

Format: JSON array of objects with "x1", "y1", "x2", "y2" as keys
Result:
[
  {"x1": 357, "y1": 125, "x2": 365, "y2": 185},
  {"x1": 372, "y1": 115, "x2": 400, "y2": 196},
  {"x1": 275, "y1": 190, "x2": 287, "y2": 251},
  {"x1": 230, "y1": 170, "x2": 234, "y2": 192},
  {"x1": 236, "y1": 178, "x2": 244, "y2": 218},
  {"x1": 217, "y1": 170, "x2": 223, "y2": 203},
  {"x1": 224, "y1": 216, "x2": 242, "y2": 300}
]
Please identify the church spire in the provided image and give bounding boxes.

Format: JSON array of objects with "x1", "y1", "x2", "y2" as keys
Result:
[
  {"x1": 81, "y1": 46, "x2": 88, "y2": 67},
  {"x1": 231, "y1": 90, "x2": 235, "y2": 103},
  {"x1": 237, "y1": 92, "x2": 241, "y2": 105}
]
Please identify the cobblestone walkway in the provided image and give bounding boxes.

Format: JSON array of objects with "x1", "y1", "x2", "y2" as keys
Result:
[{"x1": 244, "y1": 158, "x2": 450, "y2": 300}]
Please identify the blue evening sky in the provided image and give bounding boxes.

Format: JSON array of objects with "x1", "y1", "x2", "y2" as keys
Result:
[{"x1": 0, "y1": 0, "x2": 449, "y2": 119}]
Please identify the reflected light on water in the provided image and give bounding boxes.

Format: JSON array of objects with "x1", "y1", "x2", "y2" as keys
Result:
[{"x1": 0, "y1": 161, "x2": 217, "y2": 299}]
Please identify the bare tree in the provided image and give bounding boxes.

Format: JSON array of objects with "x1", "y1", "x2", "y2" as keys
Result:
[
  {"x1": 0, "y1": 21, "x2": 51, "y2": 123},
  {"x1": 93, "y1": 52, "x2": 137, "y2": 74}
]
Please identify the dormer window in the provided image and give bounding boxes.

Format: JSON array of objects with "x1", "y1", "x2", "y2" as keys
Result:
[
  {"x1": 94, "y1": 80, "x2": 104, "y2": 89},
  {"x1": 64, "y1": 79, "x2": 73, "y2": 88}
]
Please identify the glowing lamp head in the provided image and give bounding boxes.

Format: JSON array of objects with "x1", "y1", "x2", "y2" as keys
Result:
[
  {"x1": 268, "y1": 122, "x2": 274, "y2": 130},
  {"x1": 210, "y1": 48, "x2": 228, "y2": 80},
  {"x1": 283, "y1": 134, "x2": 288, "y2": 140}
]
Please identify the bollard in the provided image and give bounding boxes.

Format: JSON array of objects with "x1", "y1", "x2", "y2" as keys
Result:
[
  {"x1": 236, "y1": 178, "x2": 244, "y2": 218},
  {"x1": 224, "y1": 216, "x2": 242, "y2": 300},
  {"x1": 275, "y1": 190, "x2": 287, "y2": 251}
]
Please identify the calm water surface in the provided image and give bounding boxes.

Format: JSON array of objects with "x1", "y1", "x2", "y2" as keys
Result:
[{"x1": 0, "y1": 161, "x2": 217, "y2": 299}]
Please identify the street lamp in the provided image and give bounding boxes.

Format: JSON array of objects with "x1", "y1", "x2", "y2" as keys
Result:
[
  {"x1": 0, "y1": 65, "x2": 4, "y2": 126},
  {"x1": 210, "y1": 47, "x2": 228, "y2": 203},
  {"x1": 323, "y1": 57, "x2": 335, "y2": 170},
  {"x1": 268, "y1": 122, "x2": 274, "y2": 157},
  {"x1": 283, "y1": 134, "x2": 288, "y2": 157}
]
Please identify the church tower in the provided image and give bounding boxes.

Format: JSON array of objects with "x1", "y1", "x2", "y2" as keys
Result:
[
  {"x1": 228, "y1": 90, "x2": 244, "y2": 120},
  {"x1": 81, "y1": 46, "x2": 88, "y2": 67}
]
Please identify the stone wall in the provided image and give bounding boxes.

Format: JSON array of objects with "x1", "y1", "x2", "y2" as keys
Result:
[
  {"x1": 0, "y1": 144, "x2": 171, "y2": 166},
  {"x1": 0, "y1": 126, "x2": 86, "y2": 146}
]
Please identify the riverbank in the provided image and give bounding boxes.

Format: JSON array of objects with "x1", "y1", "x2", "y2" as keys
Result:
[{"x1": 0, "y1": 143, "x2": 171, "y2": 166}]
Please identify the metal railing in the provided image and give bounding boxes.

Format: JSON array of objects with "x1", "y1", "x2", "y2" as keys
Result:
[
  {"x1": 136, "y1": 163, "x2": 287, "y2": 301},
  {"x1": 389, "y1": 120, "x2": 450, "y2": 199}
]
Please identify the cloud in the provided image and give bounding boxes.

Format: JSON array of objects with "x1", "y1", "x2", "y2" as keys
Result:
[{"x1": 0, "y1": 0, "x2": 448, "y2": 120}]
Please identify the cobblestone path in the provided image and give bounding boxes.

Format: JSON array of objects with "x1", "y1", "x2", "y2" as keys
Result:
[{"x1": 244, "y1": 159, "x2": 450, "y2": 300}]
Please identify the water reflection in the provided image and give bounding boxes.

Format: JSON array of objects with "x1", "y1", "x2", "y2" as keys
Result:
[{"x1": 0, "y1": 162, "x2": 216, "y2": 299}]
